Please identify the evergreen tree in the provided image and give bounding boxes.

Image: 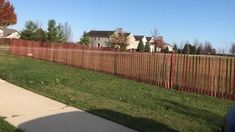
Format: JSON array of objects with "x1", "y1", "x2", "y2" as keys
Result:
[
  {"x1": 34, "y1": 28, "x2": 47, "y2": 41},
  {"x1": 47, "y1": 20, "x2": 58, "y2": 42},
  {"x1": 190, "y1": 45, "x2": 196, "y2": 54},
  {"x1": 163, "y1": 47, "x2": 169, "y2": 53},
  {"x1": 137, "y1": 40, "x2": 144, "y2": 52},
  {"x1": 173, "y1": 44, "x2": 178, "y2": 53},
  {"x1": 20, "y1": 20, "x2": 38, "y2": 40},
  {"x1": 144, "y1": 42, "x2": 151, "y2": 52},
  {"x1": 183, "y1": 44, "x2": 190, "y2": 54},
  {"x1": 56, "y1": 23, "x2": 65, "y2": 42},
  {"x1": 80, "y1": 31, "x2": 90, "y2": 45}
]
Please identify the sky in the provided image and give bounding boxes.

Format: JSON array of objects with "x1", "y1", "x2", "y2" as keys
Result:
[{"x1": 10, "y1": 0, "x2": 235, "y2": 51}]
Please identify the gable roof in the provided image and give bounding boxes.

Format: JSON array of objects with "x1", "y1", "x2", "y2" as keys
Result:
[
  {"x1": 0, "y1": 28, "x2": 18, "y2": 37},
  {"x1": 164, "y1": 42, "x2": 173, "y2": 47},
  {"x1": 146, "y1": 37, "x2": 153, "y2": 42},
  {"x1": 124, "y1": 33, "x2": 131, "y2": 37},
  {"x1": 87, "y1": 31, "x2": 114, "y2": 38},
  {"x1": 87, "y1": 30, "x2": 131, "y2": 38},
  {"x1": 134, "y1": 35, "x2": 144, "y2": 41}
]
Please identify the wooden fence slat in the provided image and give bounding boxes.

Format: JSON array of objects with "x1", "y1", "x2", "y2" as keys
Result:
[{"x1": 226, "y1": 58, "x2": 229, "y2": 98}]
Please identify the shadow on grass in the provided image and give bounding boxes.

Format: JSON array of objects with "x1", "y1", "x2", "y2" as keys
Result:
[
  {"x1": 87, "y1": 109, "x2": 177, "y2": 132},
  {"x1": 154, "y1": 98, "x2": 224, "y2": 130},
  {"x1": 17, "y1": 110, "x2": 177, "y2": 132}
]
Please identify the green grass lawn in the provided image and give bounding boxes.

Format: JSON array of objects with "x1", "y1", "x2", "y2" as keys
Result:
[
  {"x1": 0, "y1": 117, "x2": 21, "y2": 132},
  {"x1": 0, "y1": 51, "x2": 234, "y2": 132}
]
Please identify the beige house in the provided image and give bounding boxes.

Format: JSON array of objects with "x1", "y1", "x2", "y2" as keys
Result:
[
  {"x1": 87, "y1": 31, "x2": 113, "y2": 47},
  {"x1": 125, "y1": 33, "x2": 137, "y2": 50},
  {"x1": 86, "y1": 30, "x2": 173, "y2": 52},
  {"x1": 87, "y1": 30, "x2": 138, "y2": 50},
  {"x1": 163, "y1": 43, "x2": 174, "y2": 52},
  {"x1": 0, "y1": 28, "x2": 20, "y2": 39},
  {"x1": 146, "y1": 37, "x2": 155, "y2": 52}
]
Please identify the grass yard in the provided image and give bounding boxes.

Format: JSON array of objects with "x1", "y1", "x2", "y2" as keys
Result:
[
  {"x1": 0, "y1": 51, "x2": 234, "y2": 132},
  {"x1": 0, "y1": 117, "x2": 21, "y2": 132}
]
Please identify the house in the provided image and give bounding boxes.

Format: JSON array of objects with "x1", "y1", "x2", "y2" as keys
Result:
[
  {"x1": 86, "y1": 29, "x2": 173, "y2": 52},
  {"x1": 134, "y1": 35, "x2": 147, "y2": 44},
  {"x1": 87, "y1": 30, "x2": 137, "y2": 50},
  {"x1": 163, "y1": 42, "x2": 174, "y2": 52},
  {"x1": 125, "y1": 33, "x2": 137, "y2": 50},
  {"x1": 146, "y1": 36, "x2": 174, "y2": 52},
  {"x1": 146, "y1": 37, "x2": 155, "y2": 52},
  {"x1": 87, "y1": 30, "x2": 114, "y2": 47},
  {"x1": 0, "y1": 27, "x2": 20, "y2": 39}
]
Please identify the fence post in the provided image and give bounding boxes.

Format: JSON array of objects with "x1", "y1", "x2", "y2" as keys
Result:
[
  {"x1": 82, "y1": 46, "x2": 85, "y2": 68},
  {"x1": 114, "y1": 52, "x2": 117, "y2": 75},
  {"x1": 169, "y1": 54, "x2": 174, "y2": 89}
]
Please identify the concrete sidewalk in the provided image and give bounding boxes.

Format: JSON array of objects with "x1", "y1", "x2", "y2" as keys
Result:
[{"x1": 0, "y1": 79, "x2": 137, "y2": 132}]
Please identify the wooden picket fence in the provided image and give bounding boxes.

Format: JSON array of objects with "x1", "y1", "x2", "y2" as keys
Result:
[
  {"x1": 0, "y1": 38, "x2": 11, "y2": 45},
  {"x1": 8, "y1": 39, "x2": 235, "y2": 100}
]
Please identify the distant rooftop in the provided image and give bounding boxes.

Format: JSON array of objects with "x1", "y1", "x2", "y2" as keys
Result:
[
  {"x1": 134, "y1": 35, "x2": 144, "y2": 41},
  {"x1": 87, "y1": 30, "x2": 131, "y2": 38},
  {"x1": 87, "y1": 31, "x2": 114, "y2": 38},
  {"x1": 146, "y1": 37, "x2": 153, "y2": 42},
  {"x1": 0, "y1": 28, "x2": 18, "y2": 37}
]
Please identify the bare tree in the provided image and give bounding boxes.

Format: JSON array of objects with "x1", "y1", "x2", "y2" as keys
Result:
[
  {"x1": 180, "y1": 42, "x2": 184, "y2": 54},
  {"x1": 193, "y1": 39, "x2": 200, "y2": 48},
  {"x1": 218, "y1": 48, "x2": 226, "y2": 55},
  {"x1": 110, "y1": 28, "x2": 128, "y2": 51},
  {"x1": 151, "y1": 28, "x2": 163, "y2": 52},
  {"x1": 63, "y1": 22, "x2": 72, "y2": 42},
  {"x1": 204, "y1": 41, "x2": 213, "y2": 54},
  {"x1": 230, "y1": 42, "x2": 235, "y2": 55},
  {"x1": 151, "y1": 28, "x2": 159, "y2": 40},
  {"x1": 222, "y1": 48, "x2": 225, "y2": 55}
]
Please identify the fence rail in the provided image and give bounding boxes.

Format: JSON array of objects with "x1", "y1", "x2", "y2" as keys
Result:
[{"x1": 8, "y1": 39, "x2": 235, "y2": 100}]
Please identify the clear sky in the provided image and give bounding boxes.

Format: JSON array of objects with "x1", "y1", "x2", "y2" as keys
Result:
[{"x1": 10, "y1": 0, "x2": 235, "y2": 51}]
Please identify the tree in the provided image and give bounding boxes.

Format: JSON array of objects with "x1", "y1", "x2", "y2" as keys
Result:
[
  {"x1": 137, "y1": 40, "x2": 144, "y2": 52},
  {"x1": 204, "y1": 41, "x2": 213, "y2": 54},
  {"x1": 63, "y1": 22, "x2": 72, "y2": 42},
  {"x1": 0, "y1": 0, "x2": 17, "y2": 27},
  {"x1": 151, "y1": 28, "x2": 164, "y2": 52},
  {"x1": 110, "y1": 28, "x2": 128, "y2": 51},
  {"x1": 230, "y1": 43, "x2": 235, "y2": 55},
  {"x1": 47, "y1": 20, "x2": 58, "y2": 42},
  {"x1": 183, "y1": 43, "x2": 191, "y2": 54},
  {"x1": 173, "y1": 44, "x2": 178, "y2": 53},
  {"x1": 80, "y1": 31, "x2": 90, "y2": 45},
  {"x1": 56, "y1": 23, "x2": 65, "y2": 42},
  {"x1": 34, "y1": 28, "x2": 47, "y2": 41},
  {"x1": 193, "y1": 39, "x2": 200, "y2": 48},
  {"x1": 144, "y1": 42, "x2": 151, "y2": 52},
  {"x1": 190, "y1": 45, "x2": 197, "y2": 54},
  {"x1": 196, "y1": 45, "x2": 203, "y2": 55},
  {"x1": 47, "y1": 19, "x2": 66, "y2": 42},
  {"x1": 163, "y1": 47, "x2": 169, "y2": 53},
  {"x1": 212, "y1": 48, "x2": 216, "y2": 55},
  {"x1": 20, "y1": 20, "x2": 38, "y2": 40}
]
